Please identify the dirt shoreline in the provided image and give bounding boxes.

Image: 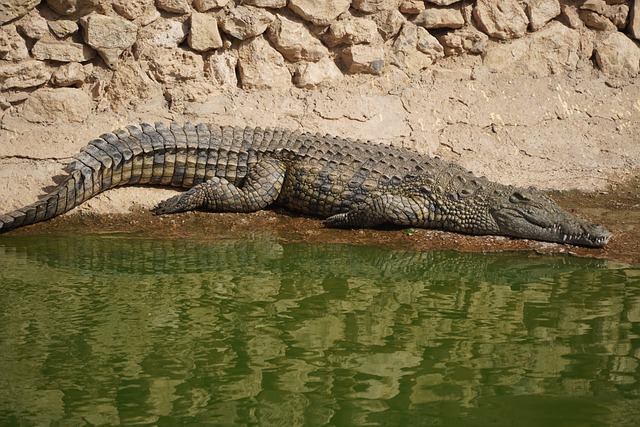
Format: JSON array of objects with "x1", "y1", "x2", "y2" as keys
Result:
[{"x1": 4, "y1": 179, "x2": 638, "y2": 265}]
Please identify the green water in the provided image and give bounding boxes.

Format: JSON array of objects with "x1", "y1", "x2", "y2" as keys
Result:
[{"x1": 0, "y1": 234, "x2": 638, "y2": 427}]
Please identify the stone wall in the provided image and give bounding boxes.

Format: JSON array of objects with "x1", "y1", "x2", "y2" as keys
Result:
[{"x1": 1, "y1": 0, "x2": 639, "y2": 119}]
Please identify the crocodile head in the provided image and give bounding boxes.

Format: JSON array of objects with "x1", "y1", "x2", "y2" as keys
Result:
[
  {"x1": 488, "y1": 188, "x2": 611, "y2": 247},
  {"x1": 416, "y1": 177, "x2": 611, "y2": 247}
]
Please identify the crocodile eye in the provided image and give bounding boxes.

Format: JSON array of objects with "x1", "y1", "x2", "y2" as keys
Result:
[
  {"x1": 459, "y1": 188, "x2": 474, "y2": 198},
  {"x1": 509, "y1": 192, "x2": 529, "y2": 203},
  {"x1": 419, "y1": 186, "x2": 431, "y2": 195}
]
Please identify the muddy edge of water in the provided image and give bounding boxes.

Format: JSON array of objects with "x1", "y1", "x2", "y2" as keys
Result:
[{"x1": 4, "y1": 178, "x2": 639, "y2": 265}]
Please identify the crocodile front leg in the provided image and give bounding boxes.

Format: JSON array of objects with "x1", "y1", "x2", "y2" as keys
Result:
[
  {"x1": 154, "y1": 158, "x2": 287, "y2": 215},
  {"x1": 324, "y1": 194, "x2": 427, "y2": 228}
]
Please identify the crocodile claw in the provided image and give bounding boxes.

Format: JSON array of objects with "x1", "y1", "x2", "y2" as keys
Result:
[
  {"x1": 153, "y1": 194, "x2": 187, "y2": 215},
  {"x1": 323, "y1": 213, "x2": 350, "y2": 228}
]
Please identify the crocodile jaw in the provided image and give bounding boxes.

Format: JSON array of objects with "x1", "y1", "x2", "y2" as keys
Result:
[{"x1": 491, "y1": 205, "x2": 611, "y2": 248}]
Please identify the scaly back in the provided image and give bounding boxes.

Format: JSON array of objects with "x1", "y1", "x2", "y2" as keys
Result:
[{"x1": 0, "y1": 122, "x2": 454, "y2": 232}]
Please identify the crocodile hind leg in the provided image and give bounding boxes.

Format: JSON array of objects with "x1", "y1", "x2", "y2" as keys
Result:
[
  {"x1": 324, "y1": 194, "x2": 427, "y2": 228},
  {"x1": 154, "y1": 158, "x2": 287, "y2": 215}
]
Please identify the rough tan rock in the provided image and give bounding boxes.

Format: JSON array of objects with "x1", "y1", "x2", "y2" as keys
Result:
[
  {"x1": 294, "y1": 57, "x2": 343, "y2": 88},
  {"x1": 415, "y1": 6, "x2": 465, "y2": 29},
  {"x1": 45, "y1": 0, "x2": 108, "y2": 16},
  {"x1": 392, "y1": 21, "x2": 441, "y2": 72},
  {"x1": 32, "y1": 40, "x2": 96, "y2": 62},
  {"x1": 156, "y1": 0, "x2": 192, "y2": 14},
  {"x1": 106, "y1": 60, "x2": 163, "y2": 108},
  {"x1": 342, "y1": 44, "x2": 385, "y2": 74},
  {"x1": 51, "y1": 62, "x2": 90, "y2": 87},
  {"x1": 113, "y1": 0, "x2": 156, "y2": 20},
  {"x1": 0, "y1": 61, "x2": 51, "y2": 90},
  {"x1": 88, "y1": 79, "x2": 106, "y2": 101},
  {"x1": 48, "y1": 20, "x2": 79, "y2": 38},
  {"x1": 267, "y1": 15, "x2": 328, "y2": 62},
  {"x1": 372, "y1": 9, "x2": 405, "y2": 40},
  {"x1": 325, "y1": 15, "x2": 381, "y2": 47},
  {"x1": 0, "y1": 24, "x2": 29, "y2": 61},
  {"x1": 416, "y1": 26, "x2": 445, "y2": 58},
  {"x1": 426, "y1": 0, "x2": 463, "y2": 5},
  {"x1": 399, "y1": 0, "x2": 425, "y2": 14},
  {"x1": 352, "y1": 0, "x2": 401, "y2": 13},
  {"x1": 219, "y1": 5, "x2": 274, "y2": 40},
  {"x1": 459, "y1": 1, "x2": 474, "y2": 23},
  {"x1": 189, "y1": 12, "x2": 223, "y2": 52},
  {"x1": 15, "y1": 10, "x2": 50, "y2": 40},
  {"x1": 525, "y1": 0, "x2": 560, "y2": 31},
  {"x1": 207, "y1": 50, "x2": 238, "y2": 89},
  {"x1": 603, "y1": 3, "x2": 629, "y2": 29},
  {"x1": 288, "y1": 0, "x2": 351, "y2": 26},
  {"x1": 473, "y1": 0, "x2": 529, "y2": 40},
  {"x1": 581, "y1": 0, "x2": 607, "y2": 14},
  {"x1": 0, "y1": 0, "x2": 39, "y2": 25},
  {"x1": 134, "y1": 8, "x2": 160, "y2": 26},
  {"x1": 581, "y1": 0, "x2": 629, "y2": 29},
  {"x1": 237, "y1": 35, "x2": 291, "y2": 89},
  {"x1": 631, "y1": 0, "x2": 640, "y2": 39},
  {"x1": 243, "y1": 0, "x2": 287, "y2": 7},
  {"x1": 559, "y1": 4, "x2": 584, "y2": 29},
  {"x1": 137, "y1": 18, "x2": 187, "y2": 49},
  {"x1": 595, "y1": 31, "x2": 640, "y2": 78},
  {"x1": 438, "y1": 26, "x2": 488, "y2": 55},
  {"x1": 149, "y1": 48, "x2": 205, "y2": 83},
  {"x1": 194, "y1": 0, "x2": 229, "y2": 12},
  {"x1": 483, "y1": 21, "x2": 581, "y2": 76},
  {"x1": 81, "y1": 13, "x2": 138, "y2": 69},
  {"x1": 20, "y1": 88, "x2": 92, "y2": 123},
  {"x1": 579, "y1": 10, "x2": 617, "y2": 31}
]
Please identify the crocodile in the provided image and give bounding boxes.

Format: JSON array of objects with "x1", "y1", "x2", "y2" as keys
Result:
[{"x1": 0, "y1": 122, "x2": 610, "y2": 247}]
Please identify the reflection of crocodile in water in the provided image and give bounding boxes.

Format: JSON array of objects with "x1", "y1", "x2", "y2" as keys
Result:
[{"x1": 0, "y1": 123, "x2": 610, "y2": 247}]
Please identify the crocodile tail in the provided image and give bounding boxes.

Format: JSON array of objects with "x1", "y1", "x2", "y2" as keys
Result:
[
  {"x1": 0, "y1": 168, "x2": 86, "y2": 233},
  {"x1": 0, "y1": 130, "x2": 127, "y2": 232},
  {"x1": 0, "y1": 124, "x2": 152, "y2": 233},
  {"x1": 0, "y1": 122, "x2": 223, "y2": 233}
]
